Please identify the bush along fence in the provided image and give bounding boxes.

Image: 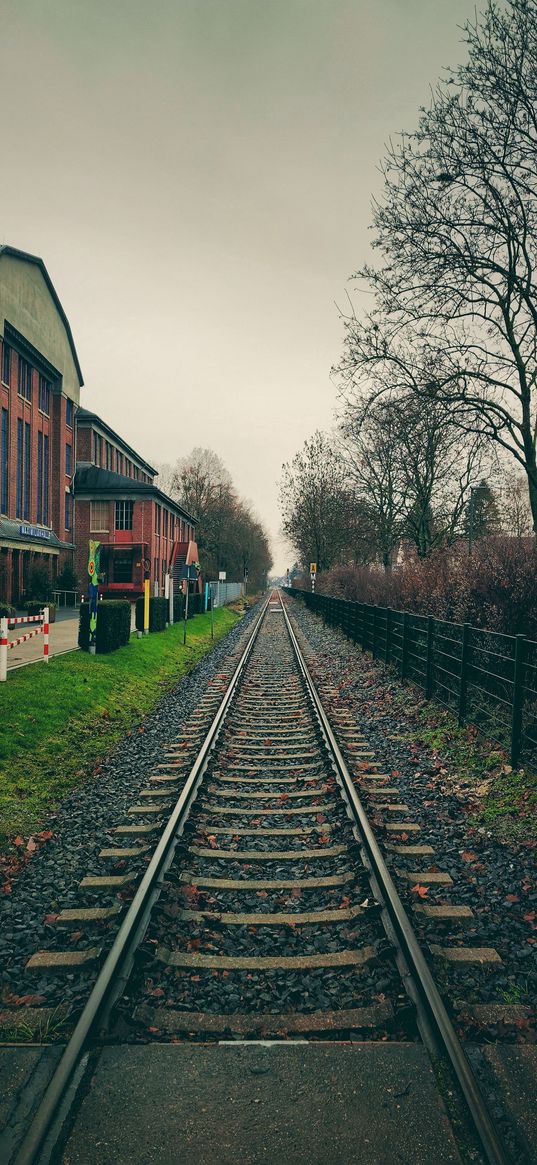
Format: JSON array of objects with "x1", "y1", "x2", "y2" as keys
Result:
[
  {"x1": 79, "y1": 600, "x2": 131, "y2": 655},
  {"x1": 0, "y1": 608, "x2": 50, "y2": 680},
  {"x1": 288, "y1": 588, "x2": 537, "y2": 767}
]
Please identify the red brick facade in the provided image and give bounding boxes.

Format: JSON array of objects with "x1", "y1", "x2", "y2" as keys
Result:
[
  {"x1": 74, "y1": 411, "x2": 197, "y2": 599},
  {"x1": 0, "y1": 248, "x2": 82, "y2": 606}
]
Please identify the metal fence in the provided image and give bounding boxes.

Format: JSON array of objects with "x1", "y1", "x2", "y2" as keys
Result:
[
  {"x1": 288, "y1": 588, "x2": 537, "y2": 766},
  {"x1": 209, "y1": 581, "x2": 245, "y2": 608}
]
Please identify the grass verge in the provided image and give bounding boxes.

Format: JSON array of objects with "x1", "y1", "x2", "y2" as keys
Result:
[{"x1": 0, "y1": 607, "x2": 240, "y2": 855}]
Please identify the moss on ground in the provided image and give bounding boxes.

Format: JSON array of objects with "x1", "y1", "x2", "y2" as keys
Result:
[{"x1": 0, "y1": 608, "x2": 240, "y2": 853}]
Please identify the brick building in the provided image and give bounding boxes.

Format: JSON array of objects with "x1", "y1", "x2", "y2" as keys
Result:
[
  {"x1": 0, "y1": 246, "x2": 83, "y2": 605},
  {"x1": 74, "y1": 408, "x2": 199, "y2": 598}
]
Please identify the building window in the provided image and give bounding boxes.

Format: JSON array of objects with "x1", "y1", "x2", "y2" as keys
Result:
[
  {"x1": 65, "y1": 443, "x2": 72, "y2": 476},
  {"x1": 2, "y1": 343, "x2": 11, "y2": 386},
  {"x1": 163, "y1": 509, "x2": 168, "y2": 539},
  {"x1": 43, "y1": 434, "x2": 49, "y2": 525},
  {"x1": 66, "y1": 399, "x2": 73, "y2": 428},
  {"x1": 39, "y1": 376, "x2": 50, "y2": 415},
  {"x1": 24, "y1": 422, "x2": 31, "y2": 519},
  {"x1": 115, "y1": 500, "x2": 133, "y2": 530},
  {"x1": 37, "y1": 431, "x2": 43, "y2": 523},
  {"x1": 105, "y1": 442, "x2": 113, "y2": 471},
  {"x1": 1, "y1": 408, "x2": 8, "y2": 513},
  {"x1": 18, "y1": 358, "x2": 32, "y2": 402},
  {"x1": 155, "y1": 504, "x2": 161, "y2": 535},
  {"x1": 90, "y1": 501, "x2": 109, "y2": 531},
  {"x1": 112, "y1": 550, "x2": 133, "y2": 583},
  {"x1": 16, "y1": 420, "x2": 23, "y2": 517},
  {"x1": 93, "y1": 431, "x2": 103, "y2": 465}
]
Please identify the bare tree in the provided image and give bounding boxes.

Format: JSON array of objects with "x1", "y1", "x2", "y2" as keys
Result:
[
  {"x1": 501, "y1": 471, "x2": 534, "y2": 536},
  {"x1": 339, "y1": 399, "x2": 406, "y2": 570},
  {"x1": 338, "y1": 0, "x2": 537, "y2": 531},
  {"x1": 279, "y1": 431, "x2": 361, "y2": 570},
  {"x1": 153, "y1": 462, "x2": 180, "y2": 498},
  {"x1": 172, "y1": 446, "x2": 272, "y2": 587}
]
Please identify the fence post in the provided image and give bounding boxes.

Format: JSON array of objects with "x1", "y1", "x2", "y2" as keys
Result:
[
  {"x1": 43, "y1": 607, "x2": 49, "y2": 664},
  {"x1": 511, "y1": 634, "x2": 526, "y2": 768},
  {"x1": 425, "y1": 616, "x2": 434, "y2": 698},
  {"x1": 385, "y1": 608, "x2": 392, "y2": 665},
  {"x1": 361, "y1": 604, "x2": 368, "y2": 652},
  {"x1": 0, "y1": 617, "x2": 7, "y2": 681},
  {"x1": 458, "y1": 623, "x2": 471, "y2": 725},
  {"x1": 372, "y1": 606, "x2": 377, "y2": 658},
  {"x1": 353, "y1": 602, "x2": 359, "y2": 644},
  {"x1": 401, "y1": 612, "x2": 410, "y2": 680}
]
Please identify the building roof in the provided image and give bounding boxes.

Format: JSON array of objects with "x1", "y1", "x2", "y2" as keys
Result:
[
  {"x1": 0, "y1": 517, "x2": 75, "y2": 552},
  {"x1": 0, "y1": 246, "x2": 84, "y2": 387},
  {"x1": 76, "y1": 408, "x2": 157, "y2": 477},
  {"x1": 73, "y1": 464, "x2": 196, "y2": 524}
]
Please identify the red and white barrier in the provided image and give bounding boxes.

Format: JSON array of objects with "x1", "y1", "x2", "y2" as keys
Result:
[{"x1": 0, "y1": 607, "x2": 49, "y2": 680}]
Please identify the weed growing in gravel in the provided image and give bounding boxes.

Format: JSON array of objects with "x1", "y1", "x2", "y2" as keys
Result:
[{"x1": 413, "y1": 704, "x2": 537, "y2": 845}]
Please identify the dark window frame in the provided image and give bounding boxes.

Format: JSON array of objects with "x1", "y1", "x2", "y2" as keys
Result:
[
  {"x1": 38, "y1": 375, "x2": 50, "y2": 415},
  {"x1": 1, "y1": 408, "x2": 8, "y2": 513},
  {"x1": 2, "y1": 343, "x2": 11, "y2": 386},
  {"x1": 115, "y1": 500, "x2": 134, "y2": 531}
]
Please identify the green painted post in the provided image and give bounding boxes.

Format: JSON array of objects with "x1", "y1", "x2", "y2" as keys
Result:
[
  {"x1": 458, "y1": 623, "x2": 471, "y2": 725},
  {"x1": 361, "y1": 604, "x2": 368, "y2": 651},
  {"x1": 425, "y1": 616, "x2": 434, "y2": 698},
  {"x1": 385, "y1": 608, "x2": 392, "y2": 665},
  {"x1": 372, "y1": 606, "x2": 377, "y2": 658},
  {"x1": 401, "y1": 612, "x2": 410, "y2": 680},
  {"x1": 510, "y1": 634, "x2": 526, "y2": 767}
]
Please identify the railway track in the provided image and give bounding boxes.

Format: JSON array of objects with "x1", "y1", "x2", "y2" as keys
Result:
[{"x1": 6, "y1": 593, "x2": 514, "y2": 1164}]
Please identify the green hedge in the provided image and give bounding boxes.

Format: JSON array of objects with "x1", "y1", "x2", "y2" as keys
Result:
[
  {"x1": 135, "y1": 595, "x2": 168, "y2": 632},
  {"x1": 79, "y1": 600, "x2": 131, "y2": 653},
  {"x1": 0, "y1": 603, "x2": 15, "y2": 618},
  {"x1": 173, "y1": 591, "x2": 205, "y2": 622}
]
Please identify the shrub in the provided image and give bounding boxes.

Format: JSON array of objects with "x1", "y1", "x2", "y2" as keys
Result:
[
  {"x1": 0, "y1": 602, "x2": 15, "y2": 619},
  {"x1": 56, "y1": 563, "x2": 79, "y2": 592},
  {"x1": 79, "y1": 600, "x2": 131, "y2": 653},
  {"x1": 305, "y1": 537, "x2": 537, "y2": 638},
  {"x1": 135, "y1": 595, "x2": 168, "y2": 632},
  {"x1": 23, "y1": 601, "x2": 56, "y2": 623},
  {"x1": 26, "y1": 565, "x2": 53, "y2": 602},
  {"x1": 173, "y1": 593, "x2": 185, "y2": 623},
  {"x1": 172, "y1": 591, "x2": 204, "y2": 622}
]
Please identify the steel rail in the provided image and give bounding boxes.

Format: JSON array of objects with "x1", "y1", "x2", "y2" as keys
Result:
[
  {"x1": 281, "y1": 598, "x2": 510, "y2": 1165},
  {"x1": 13, "y1": 596, "x2": 272, "y2": 1165}
]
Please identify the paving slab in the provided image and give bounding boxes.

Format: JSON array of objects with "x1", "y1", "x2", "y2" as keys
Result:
[
  {"x1": 61, "y1": 1043, "x2": 463, "y2": 1164},
  {"x1": 0, "y1": 1046, "x2": 62, "y2": 1163},
  {"x1": 481, "y1": 1045, "x2": 537, "y2": 1163}
]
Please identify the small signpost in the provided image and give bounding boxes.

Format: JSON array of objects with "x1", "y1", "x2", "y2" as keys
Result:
[
  {"x1": 310, "y1": 562, "x2": 317, "y2": 593},
  {"x1": 217, "y1": 570, "x2": 226, "y2": 610}
]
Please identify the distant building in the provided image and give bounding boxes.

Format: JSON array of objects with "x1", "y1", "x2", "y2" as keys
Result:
[
  {"x1": 0, "y1": 246, "x2": 83, "y2": 605},
  {"x1": 74, "y1": 408, "x2": 200, "y2": 598}
]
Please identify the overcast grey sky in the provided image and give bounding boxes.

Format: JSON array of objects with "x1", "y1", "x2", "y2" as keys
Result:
[{"x1": 1, "y1": 0, "x2": 481, "y2": 572}]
